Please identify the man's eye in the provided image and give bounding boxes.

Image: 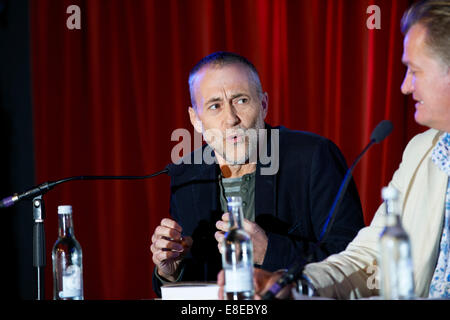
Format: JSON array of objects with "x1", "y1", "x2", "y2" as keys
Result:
[
  {"x1": 236, "y1": 98, "x2": 248, "y2": 104},
  {"x1": 209, "y1": 104, "x2": 219, "y2": 110}
]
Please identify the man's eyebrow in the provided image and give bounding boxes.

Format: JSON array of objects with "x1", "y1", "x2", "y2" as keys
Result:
[
  {"x1": 402, "y1": 59, "x2": 420, "y2": 69},
  {"x1": 204, "y1": 96, "x2": 223, "y2": 106},
  {"x1": 230, "y1": 93, "x2": 248, "y2": 100},
  {"x1": 204, "y1": 93, "x2": 249, "y2": 106}
]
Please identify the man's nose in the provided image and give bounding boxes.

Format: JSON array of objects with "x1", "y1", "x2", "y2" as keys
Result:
[
  {"x1": 224, "y1": 103, "x2": 240, "y2": 126},
  {"x1": 401, "y1": 72, "x2": 413, "y2": 95}
]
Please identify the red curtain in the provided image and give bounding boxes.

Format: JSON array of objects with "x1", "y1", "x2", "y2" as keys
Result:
[{"x1": 30, "y1": 0, "x2": 424, "y2": 299}]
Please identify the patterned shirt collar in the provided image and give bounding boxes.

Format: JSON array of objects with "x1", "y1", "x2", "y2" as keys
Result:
[{"x1": 432, "y1": 132, "x2": 450, "y2": 176}]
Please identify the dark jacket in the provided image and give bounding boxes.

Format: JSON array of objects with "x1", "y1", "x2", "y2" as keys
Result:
[{"x1": 153, "y1": 125, "x2": 365, "y2": 296}]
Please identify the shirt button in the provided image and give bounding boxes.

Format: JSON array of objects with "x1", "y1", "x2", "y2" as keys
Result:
[
  {"x1": 242, "y1": 187, "x2": 248, "y2": 193},
  {"x1": 243, "y1": 201, "x2": 247, "y2": 207}
]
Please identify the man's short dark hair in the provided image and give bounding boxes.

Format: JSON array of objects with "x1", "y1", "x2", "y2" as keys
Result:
[
  {"x1": 188, "y1": 51, "x2": 263, "y2": 109},
  {"x1": 401, "y1": 0, "x2": 450, "y2": 67}
]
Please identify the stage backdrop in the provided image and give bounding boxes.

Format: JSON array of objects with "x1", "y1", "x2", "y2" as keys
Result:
[{"x1": 30, "y1": 0, "x2": 424, "y2": 299}]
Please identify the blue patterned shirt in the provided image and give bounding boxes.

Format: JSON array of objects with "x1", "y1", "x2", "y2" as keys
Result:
[{"x1": 429, "y1": 132, "x2": 450, "y2": 298}]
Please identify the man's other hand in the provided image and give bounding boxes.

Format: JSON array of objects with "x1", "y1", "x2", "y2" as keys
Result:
[
  {"x1": 150, "y1": 218, "x2": 193, "y2": 282},
  {"x1": 215, "y1": 212, "x2": 268, "y2": 265}
]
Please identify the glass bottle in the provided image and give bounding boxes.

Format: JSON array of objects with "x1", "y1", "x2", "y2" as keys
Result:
[
  {"x1": 378, "y1": 186, "x2": 415, "y2": 299},
  {"x1": 52, "y1": 205, "x2": 84, "y2": 300},
  {"x1": 221, "y1": 196, "x2": 254, "y2": 300}
]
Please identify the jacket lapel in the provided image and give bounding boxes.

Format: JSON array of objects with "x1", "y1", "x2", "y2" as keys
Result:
[
  {"x1": 403, "y1": 131, "x2": 447, "y2": 296},
  {"x1": 191, "y1": 147, "x2": 221, "y2": 220},
  {"x1": 255, "y1": 124, "x2": 277, "y2": 218}
]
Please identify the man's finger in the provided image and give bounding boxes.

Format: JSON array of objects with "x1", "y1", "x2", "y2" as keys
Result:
[
  {"x1": 215, "y1": 231, "x2": 225, "y2": 243},
  {"x1": 242, "y1": 218, "x2": 260, "y2": 235},
  {"x1": 215, "y1": 220, "x2": 228, "y2": 232},
  {"x1": 221, "y1": 212, "x2": 230, "y2": 221},
  {"x1": 217, "y1": 270, "x2": 225, "y2": 300},
  {"x1": 154, "y1": 225, "x2": 182, "y2": 240},
  {"x1": 160, "y1": 218, "x2": 183, "y2": 232},
  {"x1": 154, "y1": 238, "x2": 184, "y2": 252}
]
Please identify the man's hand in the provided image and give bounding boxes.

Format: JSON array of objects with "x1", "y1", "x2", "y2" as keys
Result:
[
  {"x1": 150, "y1": 218, "x2": 193, "y2": 282},
  {"x1": 215, "y1": 212, "x2": 268, "y2": 265},
  {"x1": 217, "y1": 268, "x2": 292, "y2": 300}
]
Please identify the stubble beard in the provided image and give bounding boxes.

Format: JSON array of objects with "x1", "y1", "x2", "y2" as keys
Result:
[{"x1": 208, "y1": 117, "x2": 265, "y2": 166}]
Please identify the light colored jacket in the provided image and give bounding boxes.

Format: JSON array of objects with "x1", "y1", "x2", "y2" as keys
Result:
[{"x1": 303, "y1": 128, "x2": 447, "y2": 299}]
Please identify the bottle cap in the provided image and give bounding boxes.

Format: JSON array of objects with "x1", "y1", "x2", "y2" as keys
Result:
[
  {"x1": 381, "y1": 186, "x2": 398, "y2": 200},
  {"x1": 58, "y1": 205, "x2": 73, "y2": 215}
]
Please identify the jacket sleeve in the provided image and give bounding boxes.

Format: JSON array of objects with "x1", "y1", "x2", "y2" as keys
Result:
[
  {"x1": 151, "y1": 183, "x2": 182, "y2": 298},
  {"x1": 261, "y1": 138, "x2": 365, "y2": 271}
]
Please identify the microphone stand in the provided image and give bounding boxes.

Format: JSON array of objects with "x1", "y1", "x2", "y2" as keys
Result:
[{"x1": 32, "y1": 195, "x2": 46, "y2": 300}]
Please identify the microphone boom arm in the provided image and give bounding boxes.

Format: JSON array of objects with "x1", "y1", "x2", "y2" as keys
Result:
[
  {"x1": 0, "y1": 168, "x2": 169, "y2": 208},
  {"x1": 319, "y1": 139, "x2": 375, "y2": 241},
  {"x1": 0, "y1": 166, "x2": 170, "y2": 300}
]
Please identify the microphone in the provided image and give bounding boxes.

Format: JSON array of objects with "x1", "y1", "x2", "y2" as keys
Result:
[
  {"x1": 0, "y1": 163, "x2": 186, "y2": 208},
  {"x1": 371, "y1": 120, "x2": 393, "y2": 143},
  {"x1": 319, "y1": 119, "x2": 392, "y2": 241},
  {"x1": 260, "y1": 259, "x2": 306, "y2": 300},
  {"x1": 0, "y1": 182, "x2": 56, "y2": 208},
  {"x1": 262, "y1": 120, "x2": 393, "y2": 300}
]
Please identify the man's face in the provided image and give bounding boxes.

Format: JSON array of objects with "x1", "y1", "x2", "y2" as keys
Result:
[
  {"x1": 401, "y1": 23, "x2": 450, "y2": 132},
  {"x1": 188, "y1": 63, "x2": 268, "y2": 165}
]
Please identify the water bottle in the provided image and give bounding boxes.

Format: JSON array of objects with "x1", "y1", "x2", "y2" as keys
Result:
[
  {"x1": 378, "y1": 186, "x2": 415, "y2": 299},
  {"x1": 52, "y1": 205, "x2": 84, "y2": 300},
  {"x1": 221, "y1": 196, "x2": 254, "y2": 300}
]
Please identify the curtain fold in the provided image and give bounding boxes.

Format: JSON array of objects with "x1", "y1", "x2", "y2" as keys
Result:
[{"x1": 30, "y1": 0, "x2": 424, "y2": 299}]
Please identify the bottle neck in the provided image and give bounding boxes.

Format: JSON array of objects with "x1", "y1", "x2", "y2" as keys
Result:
[
  {"x1": 58, "y1": 213, "x2": 75, "y2": 238},
  {"x1": 384, "y1": 198, "x2": 401, "y2": 227},
  {"x1": 228, "y1": 204, "x2": 244, "y2": 230},
  {"x1": 385, "y1": 213, "x2": 402, "y2": 227}
]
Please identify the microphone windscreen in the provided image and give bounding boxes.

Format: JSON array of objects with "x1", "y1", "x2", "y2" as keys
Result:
[
  {"x1": 370, "y1": 120, "x2": 393, "y2": 143},
  {"x1": 0, "y1": 196, "x2": 15, "y2": 208}
]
